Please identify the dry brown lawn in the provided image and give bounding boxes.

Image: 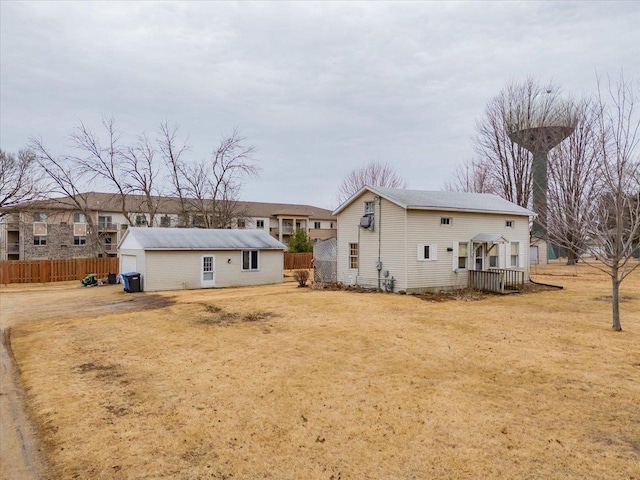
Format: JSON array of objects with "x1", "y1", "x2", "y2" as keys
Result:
[{"x1": 4, "y1": 263, "x2": 640, "y2": 479}]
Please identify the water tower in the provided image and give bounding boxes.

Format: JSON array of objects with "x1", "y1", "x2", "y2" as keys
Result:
[{"x1": 507, "y1": 94, "x2": 577, "y2": 238}]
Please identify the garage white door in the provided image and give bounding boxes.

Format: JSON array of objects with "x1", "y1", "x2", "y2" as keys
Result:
[{"x1": 121, "y1": 254, "x2": 137, "y2": 273}]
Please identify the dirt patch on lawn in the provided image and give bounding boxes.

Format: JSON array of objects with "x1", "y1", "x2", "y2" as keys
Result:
[
  {"x1": 594, "y1": 295, "x2": 636, "y2": 303},
  {"x1": 194, "y1": 303, "x2": 277, "y2": 326}
]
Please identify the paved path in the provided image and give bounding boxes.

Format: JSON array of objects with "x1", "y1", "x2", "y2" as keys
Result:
[{"x1": 1, "y1": 291, "x2": 50, "y2": 480}]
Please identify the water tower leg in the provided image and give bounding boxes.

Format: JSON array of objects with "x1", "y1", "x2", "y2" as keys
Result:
[{"x1": 532, "y1": 150, "x2": 548, "y2": 239}]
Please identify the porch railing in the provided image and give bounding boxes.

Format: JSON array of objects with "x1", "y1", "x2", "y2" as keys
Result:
[{"x1": 468, "y1": 269, "x2": 525, "y2": 294}]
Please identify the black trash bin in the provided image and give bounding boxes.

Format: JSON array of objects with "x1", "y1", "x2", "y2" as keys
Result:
[
  {"x1": 125, "y1": 273, "x2": 142, "y2": 293},
  {"x1": 107, "y1": 273, "x2": 117, "y2": 284}
]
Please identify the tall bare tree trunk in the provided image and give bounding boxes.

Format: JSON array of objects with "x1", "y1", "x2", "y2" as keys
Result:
[{"x1": 611, "y1": 269, "x2": 622, "y2": 331}]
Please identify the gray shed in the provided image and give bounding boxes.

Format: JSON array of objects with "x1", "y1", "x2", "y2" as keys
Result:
[{"x1": 117, "y1": 227, "x2": 286, "y2": 291}]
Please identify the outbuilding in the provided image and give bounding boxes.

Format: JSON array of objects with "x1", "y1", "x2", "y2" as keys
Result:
[
  {"x1": 117, "y1": 227, "x2": 286, "y2": 291},
  {"x1": 333, "y1": 186, "x2": 534, "y2": 293}
]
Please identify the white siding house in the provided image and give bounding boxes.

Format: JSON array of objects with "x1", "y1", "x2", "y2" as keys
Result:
[
  {"x1": 117, "y1": 228, "x2": 286, "y2": 292},
  {"x1": 333, "y1": 186, "x2": 534, "y2": 293}
]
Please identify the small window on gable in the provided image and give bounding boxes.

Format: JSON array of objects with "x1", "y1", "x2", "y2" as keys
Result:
[
  {"x1": 364, "y1": 201, "x2": 375, "y2": 215},
  {"x1": 506, "y1": 220, "x2": 514, "y2": 228},
  {"x1": 440, "y1": 217, "x2": 452, "y2": 226},
  {"x1": 418, "y1": 244, "x2": 437, "y2": 261}
]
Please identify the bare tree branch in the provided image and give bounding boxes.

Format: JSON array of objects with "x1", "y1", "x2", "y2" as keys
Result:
[{"x1": 336, "y1": 160, "x2": 407, "y2": 205}]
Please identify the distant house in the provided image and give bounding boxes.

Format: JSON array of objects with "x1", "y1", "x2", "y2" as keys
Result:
[
  {"x1": 117, "y1": 227, "x2": 286, "y2": 291},
  {"x1": 333, "y1": 186, "x2": 534, "y2": 293}
]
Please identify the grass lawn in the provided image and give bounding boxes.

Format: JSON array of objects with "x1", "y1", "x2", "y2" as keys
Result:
[{"x1": 5, "y1": 263, "x2": 640, "y2": 479}]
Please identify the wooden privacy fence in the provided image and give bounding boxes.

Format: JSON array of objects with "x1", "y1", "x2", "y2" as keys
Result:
[
  {"x1": 284, "y1": 252, "x2": 313, "y2": 270},
  {"x1": 468, "y1": 269, "x2": 525, "y2": 294},
  {"x1": 1, "y1": 257, "x2": 119, "y2": 284}
]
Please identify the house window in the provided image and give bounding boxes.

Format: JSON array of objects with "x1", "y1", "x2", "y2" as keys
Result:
[
  {"x1": 506, "y1": 220, "x2": 514, "y2": 228},
  {"x1": 74, "y1": 212, "x2": 86, "y2": 223},
  {"x1": 418, "y1": 244, "x2": 437, "y2": 261},
  {"x1": 441, "y1": 217, "x2": 452, "y2": 226},
  {"x1": 104, "y1": 237, "x2": 113, "y2": 251},
  {"x1": 160, "y1": 215, "x2": 171, "y2": 227},
  {"x1": 203, "y1": 256, "x2": 214, "y2": 281},
  {"x1": 98, "y1": 215, "x2": 112, "y2": 228},
  {"x1": 364, "y1": 201, "x2": 375, "y2": 215},
  {"x1": 330, "y1": 222, "x2": 334, "y2": 229},
  {"x1": 511, "y1": 242, "x2": 519, "y2": 267},
  {"x1": 33, "y1": 212, "x2": 47, "y2": 222},
  {"x1": 237, "y1": 219, "x2": 246, "y2": 229},
  {"x1": 349, "y1": 243, "x2": 358, "y2": 269},
  {"x1": 256, "y1": 220, "x2": 265, "y2": 229},
  {"x1": 314, "y1": 221, "x2": 321, "y2": 229},
  {"x1": 74, "y1": 236, "x2": 87, "y2": 246},
  {"x1": 458, "y1": 242, "x2": 468, "y2": 269},
  {"x1": 296, "y1": 221, "x2": 301, "y2": 229},
  {"x1": 34, "y1": 236, "x2": 47, "y2": 246},
  {"x1": 242, "y1": 250, "x2": 259, "y2": 271},
  {"x1": 488, "y1": 244, "x2": 498, "y2": 268},
  {"x1": 135, "y1": 215, "x2": 148, "y2": 226}
]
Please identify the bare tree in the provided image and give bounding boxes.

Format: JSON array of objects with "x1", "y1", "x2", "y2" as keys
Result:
[
  {"x1": 159, "y1": 122, "x2": 190, "y2": 226},
  {"x1": 554, "y1": 75, "x2": 639, "y2": 331},
  {"x1": 0, "y1": 149, "x2": 43, "y2": 214},
  {"x1": 443, "y1": 158, "x2": 496, "y2": 193},
  {"x1": 546, "y1": 98, "x2": 601, "y2": 264},
  {"x1": 336, "y1": 160, "x2": 407, "y2": 205},
  {"x1": 28, "y1": 137, "x2": 105, "y2": 253},
  {"x1": 587, "y1": 75, "x2": 640, "y2": 331},
  {"x1": 121, "y1": 134, "x2": 163, "y2": 226},
  {"x1": 173, "y1": 129, "x2": 258, "y2": 228}
]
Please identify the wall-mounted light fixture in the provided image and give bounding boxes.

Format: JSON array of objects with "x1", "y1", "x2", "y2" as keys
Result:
[
  {"x1": 447, "y1": 247, "x2": 453, "y2": 252},
  {"x1": 227, "y1": 258, "x2": 232, "y2": 264}
]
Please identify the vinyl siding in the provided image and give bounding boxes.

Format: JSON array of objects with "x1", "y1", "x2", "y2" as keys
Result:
[
  {"x1": 142, "y1": 249, "x2": 283, "y2": 292},
  {"x1": 336, "y1": 191, "x2": 407, "y2": 291},
  {"x1": 405, "y1": 211, "x2": 529, "y2": 292}
]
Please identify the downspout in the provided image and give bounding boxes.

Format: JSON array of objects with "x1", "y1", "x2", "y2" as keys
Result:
[{"x1": 377, "y1": 195, "x2": 382, "y2": 291}]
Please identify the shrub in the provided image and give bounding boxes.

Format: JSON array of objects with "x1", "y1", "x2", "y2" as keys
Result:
[{"x1": 293, "y1": 269, "x2": 310, "y2": 287}]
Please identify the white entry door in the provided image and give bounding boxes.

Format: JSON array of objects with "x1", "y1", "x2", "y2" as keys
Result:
[{"x1": 201, "y1": 255, "x2": 216, "y2": 288}]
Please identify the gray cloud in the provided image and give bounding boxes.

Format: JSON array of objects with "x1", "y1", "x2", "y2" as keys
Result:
[{"x1": 1, "y1": 1, "x2": 638, "y2": 209}]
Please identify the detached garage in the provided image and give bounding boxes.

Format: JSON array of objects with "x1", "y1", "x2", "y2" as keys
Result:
[{"x1": 117, "y1": 227, "x2": 286, "y2": 292}]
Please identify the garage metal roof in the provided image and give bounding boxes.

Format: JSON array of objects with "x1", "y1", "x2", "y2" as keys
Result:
[
  {"x1": 120, "y1": 227, "x2": 287, "y2": 251},
  {"x1": 333, "y1": 186, "x2": 534, "y2": 216}
]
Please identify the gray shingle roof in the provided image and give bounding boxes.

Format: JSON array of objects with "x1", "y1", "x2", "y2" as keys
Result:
[
  {"x1": 8, "y1": 192, "x2": 336, "y2": 220},
  {"x1": 333, "y1": 186, "x2": 534, "y2": 216},
  {"x1": 122, "y1": 227, "x2": 286, "y2": 250}
]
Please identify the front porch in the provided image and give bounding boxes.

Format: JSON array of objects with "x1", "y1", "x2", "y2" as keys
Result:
[{"x1": 468, "y1": 268, "x2": 525, "y2": 294}]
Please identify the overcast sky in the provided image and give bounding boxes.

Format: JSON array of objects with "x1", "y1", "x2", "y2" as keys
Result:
[{"x1": 1, "y1": 1, "x2": 638, "y2": 209}]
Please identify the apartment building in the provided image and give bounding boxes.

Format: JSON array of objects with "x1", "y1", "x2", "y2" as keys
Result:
[{"x1": 0, "y1": 192, "x2": 336, "y2": 260}]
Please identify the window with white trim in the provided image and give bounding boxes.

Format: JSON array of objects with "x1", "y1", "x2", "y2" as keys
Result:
[
  {"x1": 510, "y1": 242, "x2": 519, "y2": 267},
  {"x1": 74, "y1": 236, "x2": 86, "y2": 246},
  {"x1": 33, "y1": 212, "x2": 47, "y2": 222},
  {"x1": 237, "y1": 219, "x2": 246, "y2": 229},
  {"x1": 242, "y1": 250, "x2": 259, "y2": 271},
  {"x1": 488, "y1": 244, "x2": 498, "y2": 268},
  {"x1": 458, "y1": 242, "x2": 468, "y2": 269},
  {"x1": 506, "y1": 220, "x2": 514, "y2": 228},
  {"x1": 418, "y1": 244, "x2": 437, "y2": 261},
  {"x1": 34, "y1": 236, "x2": 47, "y2": 246},
  {"x1": 256, "y1": 220, "x2": 265, "y2": 229},
  {"x1": 314, "y1": 221, "x2": 321, "y2": 229},
  {"x1": 364, "y1": 201, "x2": 375, "y2": 215},
  {"x1": 136, "y1": 214, "x2": 148, "y2": 226},
  {"x1": 349, "y1": 243, "x2": 358, "y2": 269},
  {"x1": 440, "y1": 217, "x2": 452, "y2": 226},
  {"x1": 74, "y1": 212, "x2": 86, "y2": 223}
]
